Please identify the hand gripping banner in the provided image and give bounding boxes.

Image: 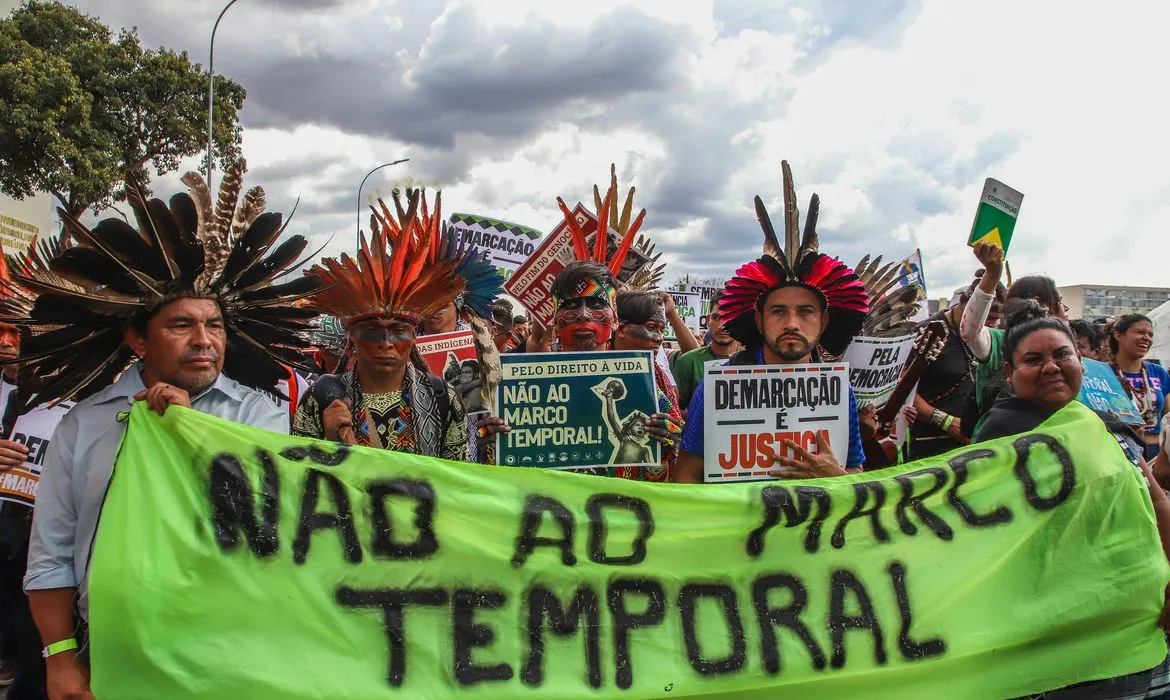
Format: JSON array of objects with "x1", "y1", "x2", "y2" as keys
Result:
[{"x1": 89, "y1": 401, "x2": 1169, "y2": 699}]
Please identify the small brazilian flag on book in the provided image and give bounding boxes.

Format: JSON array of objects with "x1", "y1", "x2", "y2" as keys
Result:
[{"x1": 967, "y1": 178, "x2": 1024, "y2": 253}]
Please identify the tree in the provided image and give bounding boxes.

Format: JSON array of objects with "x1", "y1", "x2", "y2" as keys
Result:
[{"x1": 0, "y1": 1, "x2": 246, "y2": 217}]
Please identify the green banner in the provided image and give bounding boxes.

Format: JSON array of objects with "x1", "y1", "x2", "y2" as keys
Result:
[{"x1": 90, "y1": 401, "x2": 1168, "y2": 699}]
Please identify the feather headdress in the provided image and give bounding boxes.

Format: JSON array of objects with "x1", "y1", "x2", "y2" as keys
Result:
[
  {"x1": 555, "y1": 164, "x2": 649, "y2": 282},
  {"x1": 307, "y1": 188, "x2": 465, "y2": 325},
  {"x1": 719, "y1": 161, "x2": 869, "y2": 356},
  {"x1": 852, "y1": 255, "x2": 923, "y2": 339},
  {"x1": 9, "y1": 162, "x2": 322, "y2": 409}
]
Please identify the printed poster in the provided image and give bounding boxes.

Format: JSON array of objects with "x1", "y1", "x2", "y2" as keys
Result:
[
  {"x1": 416, "y1": 330, "x2": 484, "y2": 414},
  {"x1": 446, "y1": 213, "x2": 543, "y2": 281},
  {"x1": 702, "y1": 363, "x2": 849, "y2": 483},
  {"x1": 495, "y1": 350, "x2": 660, "y2": 470},
  {"x1": 503, "y1": 203, "x2": 595, "y2": 327},
  {"x1": 1079, "y1": 358, "x2": 1144, "y2": 426},
  {"x1": 0, "y1": 400, "x2": 74, "y2": 507},
  {"x1": 846, "y1": 335, "x2": 916, "y2": 448}
]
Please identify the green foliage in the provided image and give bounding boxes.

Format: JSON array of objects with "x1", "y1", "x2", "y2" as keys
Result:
[{"x1": 0, "y1": 1, "x2": 247, "y2": 216}]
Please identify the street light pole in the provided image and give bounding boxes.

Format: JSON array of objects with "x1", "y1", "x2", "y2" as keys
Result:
[
  {"x1": 356, "y1": 159, "x2": 410, "y2": 249},
  {"x1": 207, "y1": 0, "x2": 241, "y2": 190}
]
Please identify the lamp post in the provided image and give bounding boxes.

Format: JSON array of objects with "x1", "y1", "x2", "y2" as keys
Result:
[
  {"x1": 207, "y1": 0, "x2": 241, "y2": 190},
  {"x1": 355, "y1": 159, "x2": 410, "y2": 249}
]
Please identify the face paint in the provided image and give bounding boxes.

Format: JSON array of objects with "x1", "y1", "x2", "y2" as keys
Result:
[
  {"x1": 555, "y1": 275, "x2": 618, "y2": 351},
  {"x1": 621, "y1": 321, "x2": 665, "y2": 349}
]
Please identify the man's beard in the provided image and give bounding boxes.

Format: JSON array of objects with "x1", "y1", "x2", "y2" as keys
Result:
[{"x1": 768, "y1": 334, "x2": 812, "y2": 362}]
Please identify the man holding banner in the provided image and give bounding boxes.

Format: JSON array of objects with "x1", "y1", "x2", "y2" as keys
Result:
[
  {"x1": 675, "y1": 174, "x2": 868, "y2": 483},
  {"x1": 18, "y1": 169, "x2": 314, "y2": 700}
]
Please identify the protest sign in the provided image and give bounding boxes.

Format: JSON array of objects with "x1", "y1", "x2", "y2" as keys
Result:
[
  {"x1": 1079, "y1": 358, "x2": 1144, "y2": 426},
  {"x1": 968, "y1": 178, "x2": 1024, "y2": 253},
  {"x1": 844, "y1": 335, "x2": 915, "y2": 408},
  {"x1": 417, "y1": 330, "x2": 485, "y2": 413},
  {"x1": 702, "y1": 363, "x2": 850, "y2": 483},
  {"x1": 447, "y1": 213, "x2": 543, "y2": 280},
  {"x1": 845, "y1": 335, "x2": 917, "y2": 451},
  {"x1": 503, "y1": 203, "x2": 595, "y2": 327},
  {"x1": 495, "y1": 350, "x2": 661, "y2": 470},
  {"x1": 0, "y1": 400, "x2": 73, "y2": 507},
  {"x1": 90, "y1": 401, "x2": 1169, "y2": 699},
  {"x1": 663, "y1": 290, "x2": 701, "y2": 341}
]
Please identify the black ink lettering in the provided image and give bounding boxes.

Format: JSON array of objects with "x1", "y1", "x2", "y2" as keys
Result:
[
  {"x1": 946, "y1": 449, "x2": 1013, "y2": 526},
  {"x1": 1011, "y1": 434, "x2": 1076, "y2": 511},
  {"x1": 586, "y1": 494, "x2": 654, "y2": 566},
  {"x1": 828, "y1": 570, "x2": 886, "y2": 669},
  {"x1": 368, "y1": 479, "x2": 438, "y2": 559},
  {"x1": 453, "y1": 588, "x2": 513, "y2": 686},
  {"x1": 831, "y1": 481, "x2": 889, "y2": 549},
  {"x1": 887, "y1": 562, "x2": 946, "y2": 660},
  {"x1": 608, "y1": 578, "x2": 666, "y2": 689},
  {"x1": 752, "y1": 573, "x2": 825, "y2": 674},
  {"x1": 747, "y1": 485, "x2": 831, "y2": 556},
  {"x1": 293, "y1": 469, "x2": 362, "y2": 564},
  {"x1": 512, "y1": 496, "x2": 576, "y2": 568},
  {"x1": 208, "y1": 451, "x2": 279, "y2": 558},
  {"x1": 522, "y1": 585, "x2": 602, "y2": 688},
  {"x1": 280, "y1": 444, "x2": 351, "y2": 467},
  {"x1": 336, "y1": 586, "x2": 448, "y2": 687},
  {"x1": 893, "y1": 468, "x2": 953, "y2": 540},
  {"x1": 677, "y1": 583, "x2": 747, "y2": 676}
]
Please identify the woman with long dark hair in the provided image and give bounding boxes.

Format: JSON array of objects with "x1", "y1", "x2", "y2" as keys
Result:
[{"x1": 1110, "y1": 314, "x2": 1170, "y2": 460}]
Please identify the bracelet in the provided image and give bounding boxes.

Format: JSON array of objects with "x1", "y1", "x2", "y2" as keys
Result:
[
  {"x1": 942, "y1": 415, "x2": 954, "y2": 431},
  {"x1": 930, "y1": 409, "x2": 946, "y2": 428},
  {"x1": 42, "y1": 637, "x2": 78, "y2": 659}
]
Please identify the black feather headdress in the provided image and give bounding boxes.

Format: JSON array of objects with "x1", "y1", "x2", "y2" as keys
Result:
[{"x1": 10, "y1": 162, "x2": 322, "y2": 409}]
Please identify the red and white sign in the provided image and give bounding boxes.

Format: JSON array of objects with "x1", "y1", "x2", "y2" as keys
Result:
[
  {"x1": 702, "y1": 363, "x2": 850, "y2": 483},
  {"x1": 503, "y1": 203, "x2": 596, "y2": 327}
]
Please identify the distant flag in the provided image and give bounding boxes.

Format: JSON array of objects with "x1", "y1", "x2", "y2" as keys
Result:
[{"x1": 899, "y1": 249, "x2": 930, "y2": 322}]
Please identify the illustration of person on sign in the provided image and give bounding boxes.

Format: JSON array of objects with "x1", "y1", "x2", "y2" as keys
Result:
[{"x1": 593, "y1": 378, "x2": 653, "y2": 464}]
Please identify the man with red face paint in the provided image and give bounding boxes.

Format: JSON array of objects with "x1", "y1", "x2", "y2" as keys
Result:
[{"x1": 294, "y1": 189, "x2": 469, "y2": 460}]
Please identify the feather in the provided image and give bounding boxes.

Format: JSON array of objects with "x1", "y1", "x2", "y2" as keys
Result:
[
  {"x1": 781, "y1": 160, "x2": 800, "y2": 262},
  {"x1": 800, "y1": 193, "x2": 820, "y2": 258},
  {"x1": 231, "y1": 186, "x2": 267, "y2": 243},
  {"x1": 214, "y1": 212, "x2": 283, "y2": 292},
  {"x1": 181, "y1": 171, "x2": 213, "y2": 239},
  {"x1": 593, "y1": 183, "x2": 612, "y2": 262},
  {"x1": 754, "y1": 196, "x2": 785, "y2": 268},
  {"x1": 56, "y1": 210, "x2": 163, "y2": 297},
  {"x1": 608, "y1": 209, "x2": 645, "y2": 278},
  {"x1": 556, "y1": 198, "x2": 591, "y2": 261}
]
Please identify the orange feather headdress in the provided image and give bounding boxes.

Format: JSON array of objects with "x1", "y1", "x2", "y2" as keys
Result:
[
  {"x1": 555, "y1": 164, "x2": 648, "y2": 279},
  {"x1": 307, "y1": 188, "x2": 465, "y2": 325}
]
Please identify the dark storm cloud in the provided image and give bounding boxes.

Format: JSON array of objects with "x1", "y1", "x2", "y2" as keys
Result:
[{"x1": 232, "y1": 3, "x2": 697, "y2": 150}]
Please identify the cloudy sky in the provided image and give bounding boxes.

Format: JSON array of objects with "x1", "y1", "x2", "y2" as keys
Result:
[{"x1": 68, "y1": 0, "x2": 1170, "y2": 296}]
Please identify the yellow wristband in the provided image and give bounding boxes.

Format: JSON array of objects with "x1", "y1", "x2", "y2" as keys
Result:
[
  {"x1": 42, "y1": 638, "x2": 78, "y2": 659},
  {"x1": 942, "y1": 415, "x2": 954, "y2": 431}
]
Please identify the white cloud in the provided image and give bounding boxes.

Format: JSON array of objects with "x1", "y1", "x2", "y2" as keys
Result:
[{"x1": 67, "y1": 0, "x2": 1170, "y2": 305}]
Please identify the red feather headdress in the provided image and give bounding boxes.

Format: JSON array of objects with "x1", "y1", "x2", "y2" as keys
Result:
[{"x1": 719, "y1": 161, "x2": 869, "y2": 356}]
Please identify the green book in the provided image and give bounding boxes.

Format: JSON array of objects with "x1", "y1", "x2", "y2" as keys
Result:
[{"x1": 967, "y1": 178, "x2": 1023, "y2": 253}]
